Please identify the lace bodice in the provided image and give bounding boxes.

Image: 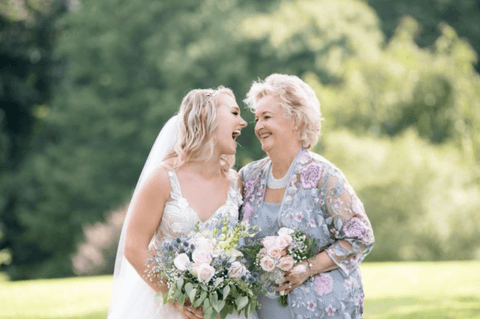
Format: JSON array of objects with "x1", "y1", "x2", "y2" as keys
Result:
[{"x1": 155, "y1": 170, "x2": 243, "y2": 241}]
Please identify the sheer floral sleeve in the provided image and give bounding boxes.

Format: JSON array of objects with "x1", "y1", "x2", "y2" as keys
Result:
[{"x1": 321, "y1": 170, "x2": 374, "y2": 277}]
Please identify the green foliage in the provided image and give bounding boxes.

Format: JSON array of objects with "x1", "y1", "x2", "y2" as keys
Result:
[
  {"x1": 315, "y1": 129, "x2": 480, "y2": 261},
  {"x1": 4, "y1": 0, "x2": 281, "y2": 279},
  {"x1": 368, "y1": 0, "x2": 480, "y2": 72},
  {"x1": 241, "y1": 0, "x2": 384, "y2": 83},
  {"x1": 307, "y1": 16, "x2": 480, "y2": 160},
  {"x1": 3, "y1": 0, "x2": 480, "y2": 279},
  {"x1": 0, "y1": 0, "x2": 67, "y2": 278}
]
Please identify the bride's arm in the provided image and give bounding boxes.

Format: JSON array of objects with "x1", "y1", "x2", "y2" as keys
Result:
[
  {"x1": 124, "y1": 165, "x2": 171, "y2": 293},
  {"x1": 123, "y1": 166, "x2": 204, "y2": 319}
]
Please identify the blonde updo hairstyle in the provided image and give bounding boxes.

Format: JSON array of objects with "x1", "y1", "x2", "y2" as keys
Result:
[
  {"x1": 244, "y1": 73, "x2": 323, "y2": 149},
  {"x1": 164, "y1": 86, "x2": 235, "y2": 171}
]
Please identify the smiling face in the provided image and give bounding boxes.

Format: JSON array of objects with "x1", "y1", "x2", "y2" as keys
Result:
[
  {"x1": 254, "y1": 94, "x2": 298, "y2": 154},
  {"x1": 214, "y1": 92, "x2": 247, "y2": 156}
]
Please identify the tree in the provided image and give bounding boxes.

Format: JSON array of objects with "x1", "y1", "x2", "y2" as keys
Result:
[
  {"x1": 5, "y1": 0, "x2": 279, "y2": 279},
  {"x1": 306, "y1": 17, "x2": 480, "y2": 161},
  {"x1": 0, "y1": 0, "x2": 66, "y2": 275},
  {"x1": 368, "y1": 0, "x2": 480, "y2": 72}
]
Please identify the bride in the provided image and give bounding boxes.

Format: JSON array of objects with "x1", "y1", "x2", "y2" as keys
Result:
[{"x1": 108, "y1": 87, "x2": 251, "y2": 318}]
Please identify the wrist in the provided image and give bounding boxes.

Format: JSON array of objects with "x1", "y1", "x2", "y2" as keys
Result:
[{"x1": 306, "y1": 258, "x2": 314, "y2": 277}]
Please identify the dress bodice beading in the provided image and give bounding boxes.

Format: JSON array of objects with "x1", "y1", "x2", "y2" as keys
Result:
[{"x1": 155, "y1": 170, "x2": 243, "y2": 241}]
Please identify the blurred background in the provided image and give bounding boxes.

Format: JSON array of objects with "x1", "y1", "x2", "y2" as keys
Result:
[{"x1": 1, "y1": 0, "x2": 479, "y2": 283}]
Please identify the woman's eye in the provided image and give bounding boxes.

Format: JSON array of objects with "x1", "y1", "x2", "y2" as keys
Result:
[{"x1": 233, "y1": 112, "x2": 239, "y2": 116}]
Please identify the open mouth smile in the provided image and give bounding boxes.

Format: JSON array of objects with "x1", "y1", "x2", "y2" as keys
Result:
[{"x1": 232, "y1": 130, "x2": 241, "y2": 140}]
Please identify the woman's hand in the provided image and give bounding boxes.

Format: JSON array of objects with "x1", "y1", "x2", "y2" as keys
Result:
[
  {"x1": 276, "y1": 261, "x2": 311, "y2": 295},
  {"x1": 171, "y1": 299, "x2": 204, "y2": 319},
  {"x1": 276, "y1": 251, "x2": 338, "y2": 295}
]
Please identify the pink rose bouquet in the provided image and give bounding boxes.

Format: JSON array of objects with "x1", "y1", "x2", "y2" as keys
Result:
[
  {"x1": 147, "y1": 213, "x2": 261, "y2": 319},
  {"x1": 240, "y1": 227, "x2": 318, "y2": 306}
]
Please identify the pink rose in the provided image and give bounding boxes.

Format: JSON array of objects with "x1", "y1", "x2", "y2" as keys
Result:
[
  {"x1": 260, "y1": 256, "x2": 275, "y2": 272},
  {"x1": 197, "y1": 263, "x2": 215, "y2": 283},
  {"x1": 275, "y1": 234, "x2": 293, "y2": 249},
  {"x1": 267, "y1": 246, "x2": 282, "y2": 259},
  {"x1": 228, "y1": 261, "x2": 246, "y2": 279},
  {"x1": 262, "y1": 236, "x2": 277, "y2": 248},
  {"x1": 192, "y1": 249, "x2": 212, "y2": 265},
  {"x1": 278, "y1": 255, "x2": 294, "y2": 271}
]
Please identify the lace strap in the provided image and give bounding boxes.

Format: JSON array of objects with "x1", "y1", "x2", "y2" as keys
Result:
[{"x1": 167, "y1": 170, "x2": 182, "y2": 197}]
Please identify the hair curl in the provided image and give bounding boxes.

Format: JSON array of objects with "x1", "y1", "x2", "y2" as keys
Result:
[
  {"x1": 244, "y1": 73, "x2": 323, "y2": 149},
  {"x1": 164, "y1": 87, "x2": 234, "y2": 171}
]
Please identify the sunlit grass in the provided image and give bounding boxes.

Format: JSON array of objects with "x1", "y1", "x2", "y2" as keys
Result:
[
  {"x1": 362, "y1": 261, "x2": 480, "y2": 318},
  {"x1": 0, "y1": 274, "x2": 112, "y2": 319},
  {"x1": 1, "y1": 261, "x2": 479, "y2": 319}
]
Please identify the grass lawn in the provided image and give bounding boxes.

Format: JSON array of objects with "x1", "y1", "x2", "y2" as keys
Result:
[{"x1": 1, "y1": 261, "x2": 479, "y2": 319}]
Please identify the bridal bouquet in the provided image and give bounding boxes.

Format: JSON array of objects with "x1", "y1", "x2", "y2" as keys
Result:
[
  {"x1": 240, "y1": 227, "x2": 318, "y2": 306},
  {"x1": 147, "y1": 213, "x2": 261, "y2": 319}
]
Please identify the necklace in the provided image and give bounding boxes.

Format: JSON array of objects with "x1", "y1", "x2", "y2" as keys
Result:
[{"x1": 267, "y1": 158, "x2": 297, "y2": 190}]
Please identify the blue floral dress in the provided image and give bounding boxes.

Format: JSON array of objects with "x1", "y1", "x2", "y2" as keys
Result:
[{"x1": 239, "y1": 149, "x2": 374, "y2": 319}]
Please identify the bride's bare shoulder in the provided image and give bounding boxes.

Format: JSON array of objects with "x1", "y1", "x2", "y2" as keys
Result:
[{"x1": 140, "y1": 165, "x2": 172, "y2": 198}]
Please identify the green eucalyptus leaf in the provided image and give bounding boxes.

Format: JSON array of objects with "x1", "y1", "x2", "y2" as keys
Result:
[
  {"x1": 162, "y1": 291, "x2": 169, "y2": 305},
  {"x1": 178, "y1": 294, "x2": 186, "y2": 309},
  {"x1": 194, "y1": 291, "x2": 207, "y2": 307},
  {"x1": 213, "y1": 300, "x2": 226, "y2": 313},
  {"x1": 236, "y1": 296, "x2": 249, "y2": 311},
  {"x1": 214, "y1": 277, "x2": 223, "y2": 288},
  {"x1": 188, "y1": 288, "x2": 197, "y2": 302},
  {"x1": 177, "y1": 278, "x2": 184, "y2": 289},
  {"x1": 222, "y1": 286, "x2": 230, "y2": 300},
  {"x1": 185, "y1": 282, "x2": 193, "y2": 295}
]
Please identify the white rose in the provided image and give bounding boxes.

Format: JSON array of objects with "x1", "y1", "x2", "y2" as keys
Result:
[
  {"x1": 194, "y1": 237, "x2": 215, "y2": 253},
  {"x1": 192, "y1": 249, "x2": 213, "y2": 265},
  {"x1": 278, "y1": 227, "x2": 295, "y2": 236},
  {"x1": 173, "y1": 253, "x2": 191, "y2": 271},
  {"x1": 197, "y1": 263, "x2": 215, "y2": 283},
  {"x1": 228, "y1": 261, "x2": 247, "y2": 279}
]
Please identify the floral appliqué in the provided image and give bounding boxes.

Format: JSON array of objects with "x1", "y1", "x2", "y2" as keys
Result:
[
  {"x1": 343, "y1": 217, "x2": 368, "y2": 243},
  {"x1": 314, "y1": 273, "x2": 333, "y2": 296},
  {"x1": 301, "y1": 163, "x2": 324, "y2": 189}
]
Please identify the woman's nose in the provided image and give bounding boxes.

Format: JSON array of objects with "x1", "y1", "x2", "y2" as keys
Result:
[
  {"x1": 240, "y1": 117, "x2": 247, "y2": 128},
  {"x1": 254, "y1": 120, "x2": 262, "y2": 133}
]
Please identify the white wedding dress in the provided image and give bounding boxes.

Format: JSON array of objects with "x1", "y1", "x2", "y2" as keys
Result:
[{"x1": 108, "y1": 169, "x2": 257, "y2": 319}]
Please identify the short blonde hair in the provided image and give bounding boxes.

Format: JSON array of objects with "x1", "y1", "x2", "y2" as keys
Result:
[
  {"x1": 244, "y1": 74, "x2": 323, "y2": 149},
  {"x1": 165, "y1": 86, "x2": 234, "y2": 170}
]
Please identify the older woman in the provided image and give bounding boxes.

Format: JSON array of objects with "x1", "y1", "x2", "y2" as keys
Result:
[{"x1": 240, "y1": 74, "x2": 374, "y2": 319}]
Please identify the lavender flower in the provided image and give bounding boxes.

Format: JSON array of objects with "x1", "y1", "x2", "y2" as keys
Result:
[{"x1": 301, "y1": 163, "x2": 323, "y2": 189}]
